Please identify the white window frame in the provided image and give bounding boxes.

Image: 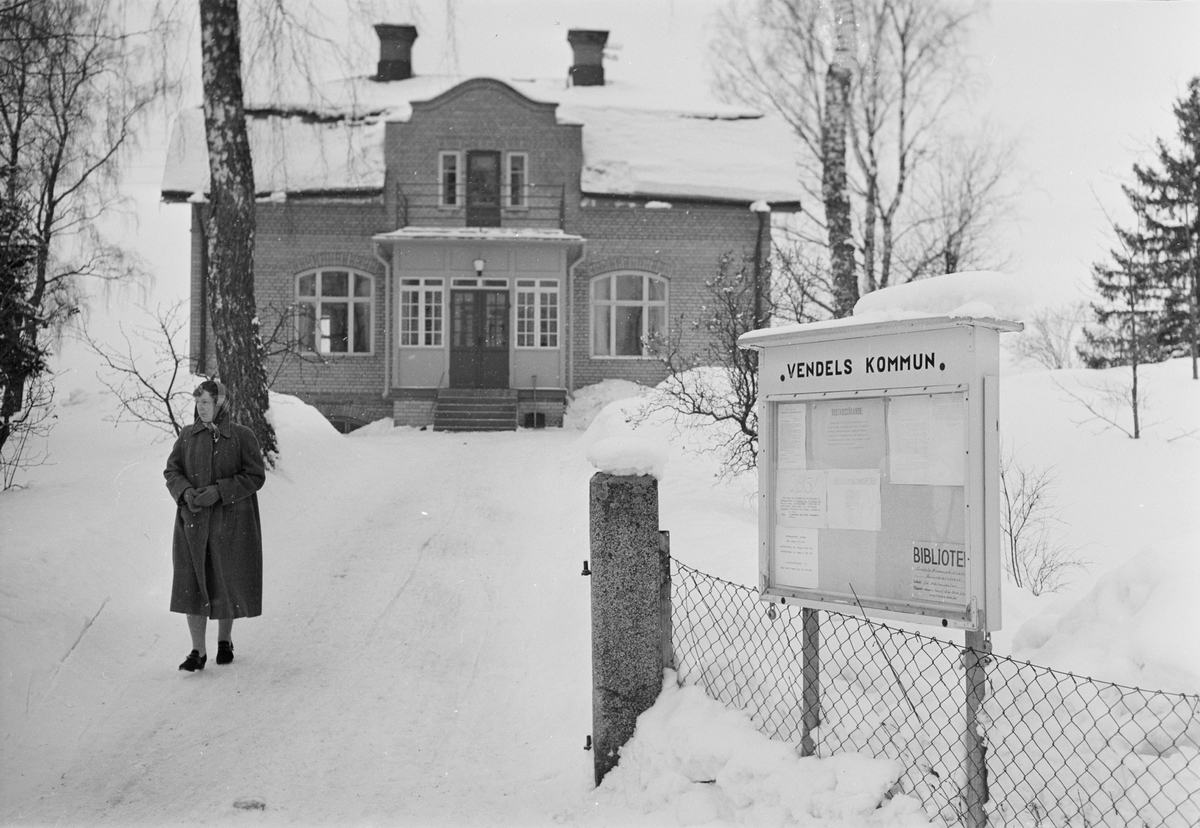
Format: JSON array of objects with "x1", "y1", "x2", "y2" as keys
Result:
[
  {"x1": 398, "y1": 277, "x2": 445, "y2": 347},
  {"x1": 506, "y1": 152, "x2": 529, "y2": 209},
  {"x1": 515, "y1": 279, "x2": 559, "y2": 349},
  {"x1": 295, "y1": 269, "x2": 374, "y2": 355},
  {"x1": 590, "y1": 272, "x2": 668, "y2": 359},
  {"x1": 438, "y1": 151, "x2": 462, "y2": 208}
]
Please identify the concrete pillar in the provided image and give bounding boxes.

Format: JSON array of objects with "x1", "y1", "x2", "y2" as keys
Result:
[{"x1": 589, "y1": 472, "x2": 666, "y2": 786}]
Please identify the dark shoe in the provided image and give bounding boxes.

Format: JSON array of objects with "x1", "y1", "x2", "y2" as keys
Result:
[
  {"x1": 216, "y1": 640, "x2": 234, "y2": 665},
  {"x1": 179, "y1": 650, "x2": 206, "y2": 672}
]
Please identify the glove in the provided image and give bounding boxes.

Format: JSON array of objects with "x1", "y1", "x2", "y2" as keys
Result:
[
  {"x1": 194, "y1": 486, "x2": 222, "y2": 508},
  {"x1": 183, "y1": 488, "x2": 201, "y2": 514}
]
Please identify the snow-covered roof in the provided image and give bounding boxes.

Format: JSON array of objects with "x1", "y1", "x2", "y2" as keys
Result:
[{"x1": 162, "y1": 75, "x2": 805, "y2": 205}]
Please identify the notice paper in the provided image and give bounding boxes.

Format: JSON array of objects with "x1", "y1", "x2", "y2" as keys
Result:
[
  {"x1": 826, "y1": 469, "x2": 882, "y2": 531},
  {"x1": 910, "y1": 540, "x2": 968, "y2": 605},
  {"x1": 810, "y1": 399, "x2": 885, "y2": 470},
  {"x1": 776, "y1": 469, "x2": 827, "y2": 527},
  {"x1": 775, "y1": 404, "x2": 808, "y2": 469},
  {"x1": 887, "y1": 393, "x2": 966, "y2": 486},
  {"x1": 774, "y1": 526, "x2": 819, "y2": 590}
]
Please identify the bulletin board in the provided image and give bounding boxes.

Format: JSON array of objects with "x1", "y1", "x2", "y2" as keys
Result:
[
  {"x1": 743, "y1": 316, "x2": 1018, "y2": 632},
  {"x1": 769, "y1": 388, "x2": 970, "y2": 620}
]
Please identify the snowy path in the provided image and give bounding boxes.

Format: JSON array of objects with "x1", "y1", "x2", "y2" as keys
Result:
[{"x1": 3, "y1": 428, "x2": 596, "y2": 826}]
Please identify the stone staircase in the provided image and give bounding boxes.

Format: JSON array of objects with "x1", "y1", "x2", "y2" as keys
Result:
[{"x1": 432, "y1": 388, "x2": 518, "y2": 432}]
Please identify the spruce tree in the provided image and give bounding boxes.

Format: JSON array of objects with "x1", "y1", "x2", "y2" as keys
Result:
[
  {"x1": 1081, "y1": 77, "x2": 1200, "y2": 374},
  {"x1": 1131, "y1": 77, "x2": 1200, "y2": 377}
]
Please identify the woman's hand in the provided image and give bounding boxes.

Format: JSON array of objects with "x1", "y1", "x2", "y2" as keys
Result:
[
  {"x1": 194, "y1": 486, "x2": 221, "y2": 508},
  {"x1": 183, "y1": 488, "x2": 201, "y2": 514}
]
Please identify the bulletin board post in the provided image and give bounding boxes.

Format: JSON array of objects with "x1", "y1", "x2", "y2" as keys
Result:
[{"x1": 739, "y1": 315, "x2": 1021, "y2": 822}]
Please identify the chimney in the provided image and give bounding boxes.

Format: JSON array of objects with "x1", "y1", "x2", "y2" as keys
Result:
[
  {"x1": 567, "y1": 29, "x2": 608, "y2": 86},
  {"x1": 374, "y1": 24, "x2": 418, "y2": 81}
]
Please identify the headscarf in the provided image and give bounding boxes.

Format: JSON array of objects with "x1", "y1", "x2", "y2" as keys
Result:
[{"x1": 194, "y1": 379, "x2": 229, "y2": 440}]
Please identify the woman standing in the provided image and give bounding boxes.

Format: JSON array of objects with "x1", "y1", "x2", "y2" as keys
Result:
[{"x1": 164, "y1": 380, "x2": 266, "y2": 671}]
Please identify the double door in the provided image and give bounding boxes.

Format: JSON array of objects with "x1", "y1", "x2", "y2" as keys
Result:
[{"x1": 449, "y1": 289, "x2": 509, "y2": 388}]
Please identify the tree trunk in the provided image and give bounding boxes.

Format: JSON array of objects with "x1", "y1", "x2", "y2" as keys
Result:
[
  {"x1": 822, "y1": 0, "x2": 857, "y2": 317},
  {"x1": 752, "y1": 207, "x2": 771, "y2": 328},
  {"x1": 199, "y1": 0, "x2": 277, "y2": 463}
]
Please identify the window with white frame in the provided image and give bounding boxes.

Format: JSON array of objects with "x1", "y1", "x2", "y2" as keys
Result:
[
  {"x1": 296, "y1": 269, "x2": 374, "y2": 354},
  {"x1": 439, "y1": 151, "x2": 461, "y2": 207},
  {"x1": 507, "y1": 152, "x2": 528, "y2": 208},
  {"x1": 591, "y1": 272, "x2": 667, "y2": 357},
  {"x1": 516, "y1": 279, "x2": 559, "y2": 348},
  {"x1": 399, "y1": 278, "x2": 444, "y2": 347}
]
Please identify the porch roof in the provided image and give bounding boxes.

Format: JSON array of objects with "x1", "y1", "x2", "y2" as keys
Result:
[{"x1": 373, "y1": 227, "x2": 584, "y2": 244}]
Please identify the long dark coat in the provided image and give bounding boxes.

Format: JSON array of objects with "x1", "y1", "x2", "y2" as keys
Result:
[{"x1": 164, "y1": 413, "x2": 266, "y2": 618}]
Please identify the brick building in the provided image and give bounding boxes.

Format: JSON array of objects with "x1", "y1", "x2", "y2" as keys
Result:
[{"x1": 162, "y1": 25, "x2": 802, "y2": 431}]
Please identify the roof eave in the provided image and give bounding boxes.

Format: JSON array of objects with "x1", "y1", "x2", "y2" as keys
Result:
[{"x1": 582, "y1": 191, "x2": 801, "y2": 211}]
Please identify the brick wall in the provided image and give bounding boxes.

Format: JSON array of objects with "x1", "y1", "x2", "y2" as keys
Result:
[
  {"x1": 570, "y1": 198, "x2": 761, "y2": 389},
  {"x1": 188, "y1": 199, "x2": 394, "y2": 425},
  {"x1": 385, "y1": 79, "x2": 583, "y2": 231}
]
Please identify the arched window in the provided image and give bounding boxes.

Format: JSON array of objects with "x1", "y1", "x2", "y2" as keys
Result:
[
  {"x1": 296, "y1": 269, "x2": 374, "y2": 354},
  {"x1": 591, "y1": 272, "x2": 667, "y2": 357}
]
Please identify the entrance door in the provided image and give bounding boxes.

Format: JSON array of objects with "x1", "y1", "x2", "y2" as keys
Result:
[
  {"x1": 466, "y1": 151, "x2": 501, "y2": 227},
  {"x1": 450, "y1": 290, "x2": 509, "y2": 388}
]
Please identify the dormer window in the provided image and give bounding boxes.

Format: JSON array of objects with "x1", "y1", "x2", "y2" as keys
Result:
[
  {"x1": 439, "y1": 151, "x2": 461, "y2": 207},
  {"x1": 507, "y1": 152, "x2": 528, "y2": 208}
]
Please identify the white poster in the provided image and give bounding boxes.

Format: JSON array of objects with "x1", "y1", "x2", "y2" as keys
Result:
[
  {"x1": 776, "y1": 469, "x2": 827, "y2": 527},
  {"x1": 810, "y1": 398, "x2": 886, "y2": 470},
  {"x1": 887, "y1": 393, "x2": 966, "y2": 486},
  {"x1": 911, "y1": 540, "x2": 968, "y2": 605},
  {"x1": 776, "y1": 404, "x2": 808, "y2": 469},
  {"x1": 774, "y1": 526, "x2": 819, "y2": 589},
  {"x1": 826, "y1": 469, "x2": 882, "y2": 531}
]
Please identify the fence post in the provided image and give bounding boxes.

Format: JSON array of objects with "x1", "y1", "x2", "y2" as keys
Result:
[
  {"x1": 589, "y1": 472, "x2": 666, "y2": 786},
  {"x1": 962, "y1": 629, "x2": 991, "y2": 828},
  {"x1": 800, "y1": 607, "x2": 821, "y2": 757},
  {"x1": 659, "y1": 530, "x2": 673, "y2": 670}
]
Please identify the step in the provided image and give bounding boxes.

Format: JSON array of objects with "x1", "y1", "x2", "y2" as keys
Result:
[{"x1": 433, "y1": 389, "x2": 518, "y2": 432}]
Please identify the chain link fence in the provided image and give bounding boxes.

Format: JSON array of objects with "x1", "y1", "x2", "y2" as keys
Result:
[{"x1": 671, "y1": 560, "x2": 1200, "y2": 827}]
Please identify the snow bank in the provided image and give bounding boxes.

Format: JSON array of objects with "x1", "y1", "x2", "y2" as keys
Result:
[
  {"x1": 565, "y1": 379, "x2": 647, "y2": 430},
  {"x1": 568, "y1": 375, "x2": 759, "y2": 583},
  {"x1": 1013, "y1": 533, "x2": 1200, "y2": 693},
  {"x1": 575, "y1": 383, "x2": 669, "y2": 478},
  {"x1": 853, "y1": 270, "x2": 1033, "y2": 321},
  {"x1": 578, "y1": 672, "x2": 933, "y2": 827}
]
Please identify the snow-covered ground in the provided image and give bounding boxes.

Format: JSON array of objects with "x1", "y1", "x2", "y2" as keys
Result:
[
  {"x1": 2, "y1": 353, "x2": 1197, "y2": 825},
  {"x1": 3, "y1": 268, "x2": 1200, "y2": 828}
]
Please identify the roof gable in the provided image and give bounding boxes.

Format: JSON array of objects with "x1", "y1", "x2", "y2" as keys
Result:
[{"x1": 410, "y1": 78, "x2": 560, "y2": 127}]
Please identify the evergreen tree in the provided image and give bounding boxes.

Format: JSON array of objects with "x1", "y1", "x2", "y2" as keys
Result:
[
  {"x1": 1079, "y1": 206, "x2": 1165, "y2": 371},
  {"x1": 1131, "y1": 77, "x2": 1200, "y2": 376},
  {"x1": 1083, "y1": 78, "x2": 1200, "y2": 373}
]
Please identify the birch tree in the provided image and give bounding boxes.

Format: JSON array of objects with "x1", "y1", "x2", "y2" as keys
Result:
[
  {"x1": 712, "y1": 0, "x2": 1012, "y2": 318},
  {"x1": 822, "y1": 0, "x2": 858, "y2": 316},
  {"x1": 0, "y1": 0, "x2": 165, "y2": 475},
  {"x1": 198, "y1": 0, "x2": 277, "y2": 462}
]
